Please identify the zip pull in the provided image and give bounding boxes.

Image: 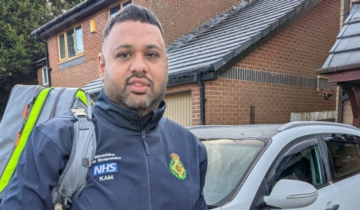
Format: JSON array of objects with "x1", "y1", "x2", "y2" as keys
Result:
[
  {"x1": 23, "y1": 104, "x2": 29, "y2": 119},
  {"x1": 15, "y1": 133, "x2": 21, "y2": 146},
  {"x1": 142, "y1": 130, "x2": 151, "y2": 156},
  {"x1": 22, "y1": 97, "x2": 36, "y2": 120}
]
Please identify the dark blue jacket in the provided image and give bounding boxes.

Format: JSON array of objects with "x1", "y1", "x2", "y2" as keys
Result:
[{"x1": 0, "y1": 91, "x2": 208, "y2": 210}]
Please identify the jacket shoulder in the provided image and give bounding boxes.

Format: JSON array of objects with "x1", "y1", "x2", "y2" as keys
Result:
[
  {"x1": 35, "y1": 112, "x2": 77, "y2": 154},
  {"x1": 160, "y1": 117, "x2": 202, "y2": 144}
]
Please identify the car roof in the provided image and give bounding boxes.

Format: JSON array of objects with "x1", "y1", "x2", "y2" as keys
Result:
[
  {"x1": 187, "y1": 121, "x2": 359, "y2": 140},
  {"x1": 188, "y1": 124, "x2": 282, "y2": 139}
]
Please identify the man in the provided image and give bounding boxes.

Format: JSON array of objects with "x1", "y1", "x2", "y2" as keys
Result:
[{"x1": 0, "y1": 5, "x2": 208, "y2": 210}]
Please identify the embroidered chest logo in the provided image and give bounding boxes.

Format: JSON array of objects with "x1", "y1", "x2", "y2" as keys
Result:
[
  {"x1": 92, "y1": 162, "x2": 118, "y2": 181},
  {"x1": 169, "y1": 153, "x2": 187, "y2": 180},
  {"x1": 92, "y1": 153, "x2": 121, "y2": 181}
]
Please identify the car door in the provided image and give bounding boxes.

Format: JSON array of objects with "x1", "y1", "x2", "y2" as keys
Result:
[
  {"x1": 320, "y1": 133, "x2": 360, "y2": 210},
  {"x1": 251, "y1": 135, "x2": 341, "y2": 210}
]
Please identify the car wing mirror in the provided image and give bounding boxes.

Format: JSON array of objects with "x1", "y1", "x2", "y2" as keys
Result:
[{"x1": 264, "y1": 179, "x2": 318, "y2": 209}]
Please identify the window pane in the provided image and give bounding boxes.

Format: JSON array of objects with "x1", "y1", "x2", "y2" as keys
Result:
[
  {"x1": 59, "y1": 34, "x2": 66, "y2": 59},
  {"x1": 203, "y1": 139, "x2": 265, "y2": 206},
  {"x1": 122, "y1": 1, "x2": 132, "y2": 8},
  {"x1": 326, "y1": 134, "x2": 360, "y2": 180},
  {"x1": 273, "y1": 145, "x2": 324, "y2": 189},
  {"x1": 75, "y1": 26, "x2": 83, "y2": 53},
  {"x1": 110, "y1": 4, "x2": 120, "y2": 19},
  {"x1": 67, "y1": 29, "x2": 76, "y2": 58}
]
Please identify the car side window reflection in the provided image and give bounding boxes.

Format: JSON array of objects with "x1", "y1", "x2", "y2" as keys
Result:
[
  {"x1": 324, "y1": 134, "x2": 360, "y2": 180},
  {"x1": 271, "y1": 145, "x2": 325, "y2": 191}
]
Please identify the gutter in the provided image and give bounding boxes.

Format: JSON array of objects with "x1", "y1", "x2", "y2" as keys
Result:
[
  {"x1": 316, "y1": 62, "x2": 360, "y2": 74},
  {"x1": 194, "y1": 74, "x2": 206, "y2": 125}
]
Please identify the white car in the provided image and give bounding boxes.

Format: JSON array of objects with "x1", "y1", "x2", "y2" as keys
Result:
[{"x1": 188, "y1": 121, "x2": 360, "y2": 210}]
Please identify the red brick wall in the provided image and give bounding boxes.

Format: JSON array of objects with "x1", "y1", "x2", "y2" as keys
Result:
[
  {"x1": 200, "y1": 0, "x2": 340, "y2": 125},
  {"x1": 204, "y1": 79, "x2": 336, "y2": 125},
  {"x1": 167, "y1": 0, "x2": 339, "y2": 126},
  {"x1": 37, "y1": 68, "x2": 44, "y2": 86},
  {"x1": 45, "y1": 0, "x2": 244, "y2": 88}
]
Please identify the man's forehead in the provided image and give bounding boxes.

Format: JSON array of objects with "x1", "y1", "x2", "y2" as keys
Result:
[{"x1": 103, "y1": 21, "x2": 165, "y2": 50}]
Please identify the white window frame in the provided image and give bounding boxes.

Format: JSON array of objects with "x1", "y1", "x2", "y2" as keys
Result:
[
  {"x1": 42, "y1": 67, "x2": 49, "y2": 86},
  {"x1": 58, "y1": 25, "x2": 84, "y2": 62}
]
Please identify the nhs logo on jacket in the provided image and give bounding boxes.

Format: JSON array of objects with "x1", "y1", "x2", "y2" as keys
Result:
[{"x1": 92, "y1": 162, "x2": 118, "y2": 176}]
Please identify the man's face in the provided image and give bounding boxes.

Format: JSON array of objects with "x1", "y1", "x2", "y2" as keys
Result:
[{"x1": 99, "y1": 21, "x2": 168, "y2": 115}]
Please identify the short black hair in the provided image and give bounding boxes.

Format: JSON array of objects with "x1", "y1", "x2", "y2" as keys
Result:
[{"x1": 103, "y1": 4, "x2": 165, "y2": 42}]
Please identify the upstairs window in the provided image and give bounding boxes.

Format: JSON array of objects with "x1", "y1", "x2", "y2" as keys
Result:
[
  {"x1": 109, "y1": 1, "x2": 132, "y2": 19},
  {"x1": 58, "y1": 25, "x2": 84, "y2": 61}
]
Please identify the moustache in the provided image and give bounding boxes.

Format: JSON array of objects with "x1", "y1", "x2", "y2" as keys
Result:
[{"x1": 125, "y1": 74, "x2": 154, "y2": 87}]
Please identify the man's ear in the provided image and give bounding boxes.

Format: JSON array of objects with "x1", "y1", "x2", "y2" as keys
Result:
[{"x1": 98, "y1": 53, "x2": 105, "y2": 82}]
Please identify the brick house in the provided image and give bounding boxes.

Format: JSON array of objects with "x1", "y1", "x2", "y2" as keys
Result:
[
  {"x1": 32, "y1": 0, "x2": 340, "y2": 127},
  {"x1": 316, "y1": 0, "x2": 360, "y2": 127}
]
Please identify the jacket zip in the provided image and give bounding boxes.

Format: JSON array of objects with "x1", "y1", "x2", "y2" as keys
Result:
[{"x1": 142, "y1": 130, "x2": 152, "y2": 210}]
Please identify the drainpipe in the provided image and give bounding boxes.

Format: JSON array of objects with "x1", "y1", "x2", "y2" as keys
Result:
[
  {"x1": 195, "y1": 74, "x2": 206, "y2": 125},
  {"x1": 41, "y1": 40, "x2": 52, "y2": 86}
]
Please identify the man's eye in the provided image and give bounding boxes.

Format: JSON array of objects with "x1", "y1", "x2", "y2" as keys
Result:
[
  {"x1": 117, "y1": 53, "x2": 131, "y2": 58},
  {"x1": 147, "y1": 53, "x2": 158, "y2": 58}
]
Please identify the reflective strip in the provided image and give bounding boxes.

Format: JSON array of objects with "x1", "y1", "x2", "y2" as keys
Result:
[
  {"x1": 76, "y1": 90, "x2": 88, "y2": 106},
  {"x1": 0, "y1": 88, "x2": 52, "y2": 193}
]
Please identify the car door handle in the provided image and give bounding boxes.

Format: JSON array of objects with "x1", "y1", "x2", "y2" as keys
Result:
[{"x1": 326, "y1": 204, "x2": 340, "y2": 210}]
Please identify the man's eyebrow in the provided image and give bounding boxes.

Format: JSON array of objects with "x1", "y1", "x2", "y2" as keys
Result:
[
  {"x1": 113, "y1": 44, "x2": 132, "y2": 51},
  {"x1": 146, "y1": 44, "x2": 162, "y2": 50}
]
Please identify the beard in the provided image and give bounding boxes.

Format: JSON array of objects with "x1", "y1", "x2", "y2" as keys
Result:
[{"x1": 103, "y1": 71, "x2": 167, "y2": 116}]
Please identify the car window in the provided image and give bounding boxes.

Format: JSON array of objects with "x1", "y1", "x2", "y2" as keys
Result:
[
  {"x1": 202, "y1": 139, "x2": 266, "y2": 207},
  {"x1": 323, "y1": 134, "x2": 360, "y2": 180},
  {"x1": 271, "y1": 144, "x2": 325, "y2": 190}
]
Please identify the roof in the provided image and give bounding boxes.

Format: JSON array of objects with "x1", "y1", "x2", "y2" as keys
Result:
[
  {"x1": 31, "y1": 57, "x2": 46, "y2": 69},
  {"x1": 187, "y1": 121, "x2": 359, "y2": 140},
  {"x1": 82, "y1": 0, "x2": 321, "y2": 90},
  {"x1": 167, "y1": 0, "x2": 320, "y2": 80},
  {"x1": 82, "y1": 78, "x2": 103, "y2": 94},
  {"x1": 31, "y1": 0, "x2": 116, "y2": 40},
  {"x1": 187, "y1": 124, "x2": 282, "y2": 139},
  {"x1": 316, "y1": 2, "x2": 360, "y2": 74}
]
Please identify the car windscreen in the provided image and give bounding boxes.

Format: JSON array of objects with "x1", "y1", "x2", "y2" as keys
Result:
[{"x1": 202, "y1": 139, "x2": 266, "y2": 207}]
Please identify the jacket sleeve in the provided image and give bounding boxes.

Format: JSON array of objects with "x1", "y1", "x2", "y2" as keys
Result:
[
  {"x1": 0, "y1": 126, "x2": 69, "y2": 210},
  {"x1": 194, "y1": 143, "x2": 208, "y2": 210}
]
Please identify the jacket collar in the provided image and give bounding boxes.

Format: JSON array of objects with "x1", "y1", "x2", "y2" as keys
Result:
[{"x1": 93, "y1": 90, "x2": 166, "y2": 131}]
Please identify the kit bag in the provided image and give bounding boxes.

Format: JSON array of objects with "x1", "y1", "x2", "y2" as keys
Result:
[{"x1": 0, "y1": 85, "x2": 97, "y2": 210}]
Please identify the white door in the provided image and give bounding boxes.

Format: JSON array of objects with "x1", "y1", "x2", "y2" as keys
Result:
[
  {"x1": 263, "y1": 136, "x2": 341, "y2": 210},
  {"x1": 321, "y1": 133, "x2": 360, "y2": 210}
]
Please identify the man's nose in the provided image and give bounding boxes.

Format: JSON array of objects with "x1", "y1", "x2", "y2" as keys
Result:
[{"x1": 130, "y1": 54, "x2": 148, "y2": 74}]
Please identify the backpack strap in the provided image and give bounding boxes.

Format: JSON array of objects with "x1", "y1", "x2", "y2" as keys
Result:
[{"x1": 52, "y1": 103, "x2": 96, "y2": 210}]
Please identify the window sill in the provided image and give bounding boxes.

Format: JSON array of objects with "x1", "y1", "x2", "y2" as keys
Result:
[
  {"x1": 59, "y1": 53, "x2": 85, "y2": 64},
  {"x1": 58, "y1": 55, "x2": 85, "y2": 70}
]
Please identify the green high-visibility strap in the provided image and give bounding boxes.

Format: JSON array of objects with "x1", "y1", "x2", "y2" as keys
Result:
[
  {"x1": 0, "y1": 88, "x2": 52, "y2": 193},
  {"x1": 76, "y1": 90, "x2": 88, "y2": 106}
]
